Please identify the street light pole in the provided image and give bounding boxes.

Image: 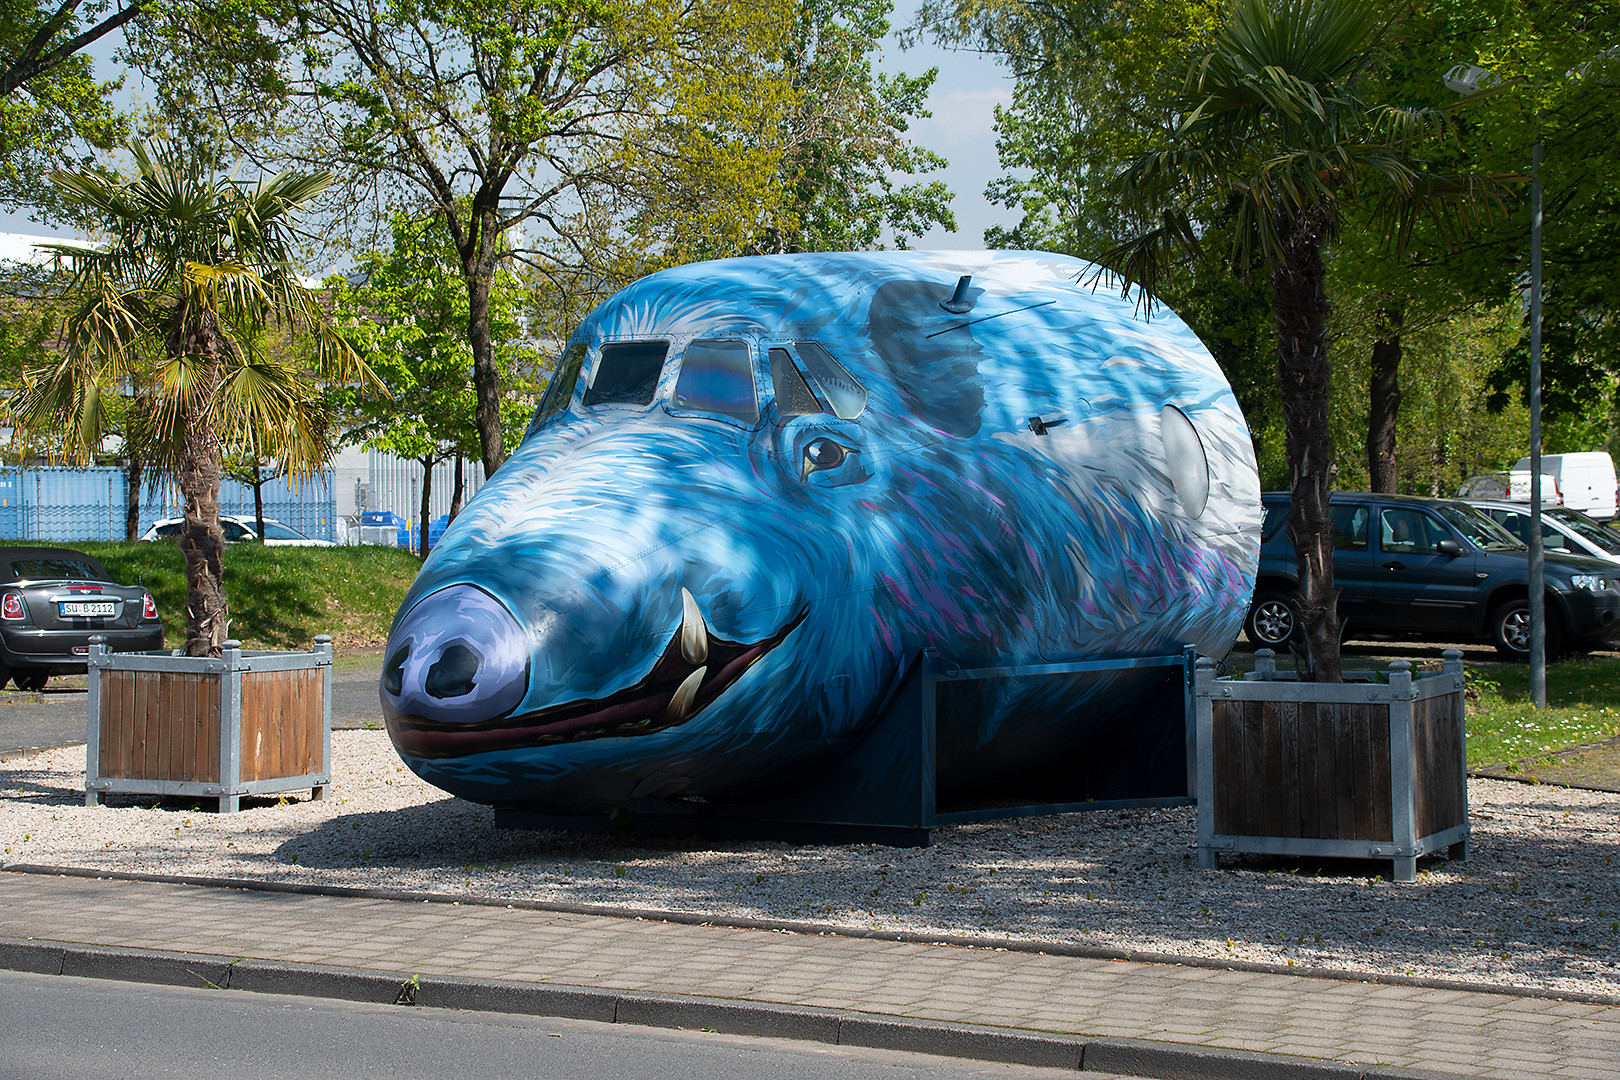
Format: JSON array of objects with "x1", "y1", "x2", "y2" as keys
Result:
[
  {"x1": 1528, "y1": 133, "x2": 1546, "y2": 707},
  {"x1": 1443, "y1": 63, "x2": 1547, "y2": 705}
]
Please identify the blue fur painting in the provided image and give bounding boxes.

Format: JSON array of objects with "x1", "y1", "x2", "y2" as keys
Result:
[{"x1": 380, "y1": 251, "x2": 1262, "y2": 814}]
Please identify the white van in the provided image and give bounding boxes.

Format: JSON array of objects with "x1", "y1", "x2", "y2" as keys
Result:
[{"x1": 1514, "y1": 452, "x2": 1618, "y2": 520}]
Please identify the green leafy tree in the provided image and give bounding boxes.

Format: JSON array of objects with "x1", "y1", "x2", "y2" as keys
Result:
[
  {"x1": 327, "y1": 214, "x2": 533, "y2": 557},
  {"x1": 917, "y1": 0, "x2": 1220, "y2": 255},
  {"x1": 13, "y1": 139, "x2": 379, "y2": 655},
  {"x1": 0, "y1": 0, "x2": 135, "y2": 216},
  {"x1": 1103, "y1": 0, "x2": 1511, "y2": 681},
  {"x1": 132, "y1": 0, "x2": 798, "y2": 481},
  {"x1": 1454, "y1": 3, "x2": 1620, "y2": 457},
  {"x1": 769, "y1": 0, "x2": 954, "y2": 252}
]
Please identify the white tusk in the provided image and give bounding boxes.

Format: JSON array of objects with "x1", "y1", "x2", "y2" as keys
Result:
[
  {"x1": 680, "y1": 587, "x2": 709, "y2": 666},
  {"x1": 666, "y1": 666, "x2": 707, "y2": 722}
]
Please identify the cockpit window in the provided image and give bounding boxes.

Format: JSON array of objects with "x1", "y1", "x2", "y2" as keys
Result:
[
  {"x1": 770, "y1": 347, "x2": 822, "y2": 418},
  {"x1": 527, "y1": 341, "x2": 587, "y2": 436},
  {"x1": 673, "y1": 339, "x2": 759, "y2": 423},
  {"x1": 793, "y1": 341, "x2": 866, "y2": 420},
  {"x1": 583, "y1": 340, "x2": 667, "y2": 407}
]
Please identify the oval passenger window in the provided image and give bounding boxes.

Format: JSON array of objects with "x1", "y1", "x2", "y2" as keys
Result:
[{"x1": 1160, "y1": 404, "x2": 1210, "y2": 518}]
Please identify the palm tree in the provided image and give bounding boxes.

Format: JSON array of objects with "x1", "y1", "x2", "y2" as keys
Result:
[
  {"x1": 1103, "y1": 0, "x2": 1509, "y2": 681},
  {"x1": 15, "y1": 140, "x2": 379, "y2": 656}
]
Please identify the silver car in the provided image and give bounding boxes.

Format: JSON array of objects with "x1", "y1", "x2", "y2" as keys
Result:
[
  {"x1": 1468, "y1": 500, "x2": 1620, "y2": 566},
  {"x1": 139, "y1": 515, "x2": 334, "y2": 547}
]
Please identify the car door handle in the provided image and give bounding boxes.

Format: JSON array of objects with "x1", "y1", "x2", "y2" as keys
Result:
[{"x1": 1383, "y1": 561, "x2": 1405, "y2": 570}]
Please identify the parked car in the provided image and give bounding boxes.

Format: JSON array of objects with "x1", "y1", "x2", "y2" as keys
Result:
[
  {"x1": 0, "y1": 547, "x2": 164, "y2": 690},
  {"x1": 139, "y1": 515, "x2": 333, "y2": 546},
  {"x1": 1513, "y1": 452, "x2": 1618, "y2": 520},
  {"x1": 1249, "y1": 492, "x2": 1620, "y2": 659},
  {"x1": 1469, "y1": 500, "x2": 1620, "y2": 567},
  {"x1": 1455, "y1": 470, "x2": 1561, "y2": 504}
]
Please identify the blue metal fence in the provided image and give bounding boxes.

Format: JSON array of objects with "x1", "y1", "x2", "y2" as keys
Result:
[{"x1": 0, "y1": 467, "x2": 337, "y2": 543}]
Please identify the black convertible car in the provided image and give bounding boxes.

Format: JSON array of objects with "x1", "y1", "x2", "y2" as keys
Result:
[{"x1": 0, "y1": 547, "x2": 164, "y2": 689}]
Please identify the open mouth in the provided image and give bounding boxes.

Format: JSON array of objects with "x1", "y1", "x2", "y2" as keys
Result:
[{"x1": 389, "y1": 591, "x2": 807, "y2": 759}]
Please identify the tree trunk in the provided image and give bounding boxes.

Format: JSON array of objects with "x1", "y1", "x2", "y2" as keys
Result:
[
  {"x1": 448, "y1": 454, "x2": 465, "y2": 522},
  {"x1": 1366, "y1": 303, "x2": 1403, "y2": 494},
  {"x1": 465, "y1": 232, "x2": 506, "y2": 480},
  {"x1": 171, "y1": 309, "x2": 229, "y2": 657},
  {"x1": 1270, "y1": 207, "x2": 1341, "y2": 682},
  {"x1": 124, "y1": 454, "x2": 143, "y2": 542},
  {"x1": 251, "y1": 461, "x2": 266, "y2": 539},
  {"x1": 418, "y1": 457, "x2": 435, "y2": 559}
]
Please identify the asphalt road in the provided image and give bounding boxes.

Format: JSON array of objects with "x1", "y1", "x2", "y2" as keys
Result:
[
  {"x1": 0, "y1": 652, "x2": 386, "y2": 757},
  {"x1": 0, "y1": 971, "x2": 1090, "y2": 1080}
]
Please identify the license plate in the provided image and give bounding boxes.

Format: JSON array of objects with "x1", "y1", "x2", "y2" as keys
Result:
[{"x1": 60, "y1": 601, "x2": 115, "y2": 617}]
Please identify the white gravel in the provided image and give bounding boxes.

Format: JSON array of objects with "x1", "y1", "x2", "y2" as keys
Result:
[{"x1": 3, "y1": 732, "x2": 1617, "y2": 997}]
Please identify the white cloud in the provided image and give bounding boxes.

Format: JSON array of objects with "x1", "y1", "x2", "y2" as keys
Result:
[{"x1": 918, "y1": 87, "x2": 1013, "y2": 146}]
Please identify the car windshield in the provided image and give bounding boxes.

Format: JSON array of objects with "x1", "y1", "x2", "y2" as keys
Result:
[
  {"x1": 672, "y1": 339, "x2": 759, "y2": 423},
  {"x1": 1546, "y1": 507, "x2": 1620, "y2": 553},
  {"x1": 1435, "y1": 503, "x2": 1524, "y2": 551},
  {"x1": 5, "y1": 557, "x2": 103, "y2": 581},
  {"x1": 259, "y1": 522, "x2": 311, "y2": 541},
  {"x1": 1260, "y1": 503, "x2": 1289, "y2": 541}
]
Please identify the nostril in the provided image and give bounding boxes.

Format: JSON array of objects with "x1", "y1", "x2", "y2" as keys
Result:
[
  {"x1": 380, "y1": 583, "x2": 528, "y2": 726},
  {"x1": 426, "y1": 643, "x2": 482, "y2": 700},
  {"x1": 383, "y1": 645, "x2": 409, "y2": 697}
]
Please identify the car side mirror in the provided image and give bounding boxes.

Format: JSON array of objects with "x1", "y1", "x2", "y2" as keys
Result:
[{"x1": 1437, "y1": 539, "x2": 1463, "y2": 558}]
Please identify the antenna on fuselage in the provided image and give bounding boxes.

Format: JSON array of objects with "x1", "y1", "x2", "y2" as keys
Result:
[{"x1": 940, "y1": 275, "x2": 975, "y2": 314}]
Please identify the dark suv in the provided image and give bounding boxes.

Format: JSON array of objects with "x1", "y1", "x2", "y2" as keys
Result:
[{"x1": 1249, "y1": 492, "x2": 1620, "y2": 658}]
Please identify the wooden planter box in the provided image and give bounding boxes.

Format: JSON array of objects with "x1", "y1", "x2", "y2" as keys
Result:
[
  {"x1": 1193, "y1": 649, "x2": 1468, "y2": 882},
  {"x1": 84, "y1": 636, "x2": 333, "y2": 813}
]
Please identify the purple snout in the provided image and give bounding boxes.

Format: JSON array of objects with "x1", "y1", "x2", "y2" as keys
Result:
[{"x1": 381, "y1": 585, "x2": 529, "y2": 725}]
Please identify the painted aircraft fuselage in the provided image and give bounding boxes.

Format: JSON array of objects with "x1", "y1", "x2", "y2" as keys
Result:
[{"x1": 380, "y1": 251, "x2": 1261, "y2": 812}]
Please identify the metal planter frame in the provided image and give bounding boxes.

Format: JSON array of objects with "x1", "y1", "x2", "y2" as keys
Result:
[
  {"x1": 84, "y1": 636, "x2": 333, "y2": 813},
  {"x1": 1194, "y1": 649, "x2": 1469, "y2": 882}
]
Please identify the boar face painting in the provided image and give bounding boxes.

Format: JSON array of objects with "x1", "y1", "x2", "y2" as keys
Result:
[{"x1": 380, "y1": 251, "x2": 1261, "y2": 813}]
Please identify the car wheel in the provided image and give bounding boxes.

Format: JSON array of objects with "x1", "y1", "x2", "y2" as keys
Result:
[
  {"x1": 14, "y1": 671, "x2": 47, "y2": 692},
  {"x1": 1245, "y1": 589, "x2": 1298, "y2": 649},
  {"x1": 1490, "y1": 599, "x2": 1563, "y2": 661}
]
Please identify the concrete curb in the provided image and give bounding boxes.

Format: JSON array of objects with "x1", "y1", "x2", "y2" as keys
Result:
[
  {"x1": 0, "y1": 936, "x2": 1458, "y2": 1080},
  {"x1": 7, "y1": 861, "x2": 1618, "y2": 1009}
]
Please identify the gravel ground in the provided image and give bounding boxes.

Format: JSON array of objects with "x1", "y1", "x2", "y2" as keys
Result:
[{"x1": 3, "y1": 732, "x2": 1617, "y2": 997}]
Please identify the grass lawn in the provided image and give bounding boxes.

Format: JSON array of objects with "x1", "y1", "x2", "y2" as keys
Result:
[
  {"x1": 46, "y1": 540, "x2": 423, "y2": 651},
  {"x1": 1464, "y1": 653, "x2": 1620, "y2": 771}
]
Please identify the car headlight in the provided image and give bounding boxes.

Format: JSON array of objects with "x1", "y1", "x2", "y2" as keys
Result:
[{"x1": 1571, "y1": 574, "x2": 1610, "y2": 592}]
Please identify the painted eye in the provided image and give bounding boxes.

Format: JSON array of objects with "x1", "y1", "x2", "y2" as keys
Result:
[{"x1": 801, "y1": 437, "x2": 851, "y2": 479}]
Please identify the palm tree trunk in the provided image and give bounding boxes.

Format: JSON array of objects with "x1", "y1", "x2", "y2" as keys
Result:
[
  {"x1": 174, "y1": 363, "x2": 230, "y2": 655},
  {"x1": 1271, "y1": 207, "x2": 1341, "y2": 682},
  {"x1": 1366, "y1": 303, "x2": 1403, "y2": 494}
]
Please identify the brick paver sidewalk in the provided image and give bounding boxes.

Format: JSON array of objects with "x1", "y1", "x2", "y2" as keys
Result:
[{"x1": 1, "y1": 872, "x2": 1615, "y2": 1079}]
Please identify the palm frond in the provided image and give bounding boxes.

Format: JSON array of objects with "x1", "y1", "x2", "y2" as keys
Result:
[
  {"x1": 1091, "y1": 209, "x2": 1203, "y2": 307},
  {"x1": 12, "y1": 353, "x2": 117, "y2": 465}
]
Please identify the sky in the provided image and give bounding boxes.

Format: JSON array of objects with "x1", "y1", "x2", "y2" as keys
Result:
[
  {"x1": 0, "y1": 2, "x2": 1023, "y2": 251},
  {"x1": 880, "y1": 4, "x2": 1023, "y2": 249}
]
